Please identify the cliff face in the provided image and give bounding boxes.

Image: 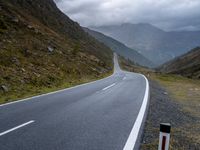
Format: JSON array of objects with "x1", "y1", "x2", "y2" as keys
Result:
[{"x1": 0, "y1": 0, "x2": 113, "y2": 103}]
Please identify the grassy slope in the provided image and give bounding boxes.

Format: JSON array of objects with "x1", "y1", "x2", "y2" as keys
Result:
[
  {"x1": 159, "y1": 47, "x2": 200, "y2": 79},
  {"x1": 119, "y1": 56, "x2": 200, "y2": 149},
  {"x1": 0, "y1": 0, "x2": 113, "y2": 104}
]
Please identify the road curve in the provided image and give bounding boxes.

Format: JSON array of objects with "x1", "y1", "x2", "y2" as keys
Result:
[{"x1": 0, "y1": 54, "x2": 149, "y2": 150}]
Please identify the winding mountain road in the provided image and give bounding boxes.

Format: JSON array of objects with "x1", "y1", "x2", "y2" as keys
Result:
[{"x1": 0, "y1": 54, "x2": 149, "y2": 150}]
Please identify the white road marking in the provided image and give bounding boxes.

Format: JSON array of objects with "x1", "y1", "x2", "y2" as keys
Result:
[
  {"x1": 123, "y1": 75, "x2": 149, "y2": 150},
  {"x1": 123, "y1": 77, "x2": 126, "y2": 80},
  {"x1": 102, "y1": 83, "x2": 116, "y2": 91},
  {"x1": 0, "y1": 54, "x2": 121, "y2": 108},
  {"x1": 0, "y1": 120, "x2": 35, "y2": 137},
  {"x1": 0, "y1": 74, "x2": 115, "y2": 108}
]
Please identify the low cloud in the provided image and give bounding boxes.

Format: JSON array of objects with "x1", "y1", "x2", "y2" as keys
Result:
[{"x1": 55, "y1": 0, "x2": 200, "y2": 31}]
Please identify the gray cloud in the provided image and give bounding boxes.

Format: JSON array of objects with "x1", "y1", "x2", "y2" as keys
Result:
[{"x1": 55, "y1": 0, "x2": 200, "y2": 31}]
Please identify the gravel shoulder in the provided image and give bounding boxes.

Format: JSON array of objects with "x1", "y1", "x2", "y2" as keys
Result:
[
  {"x1": 118, "y1": 56, "x2": 200, "y2": 149},
  {"x1": 140, "y1": 80, "x2": 200, "y2": 150}
]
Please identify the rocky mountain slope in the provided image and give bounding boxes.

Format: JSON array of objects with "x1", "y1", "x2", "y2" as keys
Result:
[
  {"x1": 0, "y1": 0, "x2": 113, "y2": 103},
  {"x1": 84, "y1": 27, "x2": 154, "y2": 68},
  {"x1": 91, "y1": 23, "x2": 200, "y2": 66},
  {"x1": 159, "y1": 47, "x2": 200, "y2": 79}
]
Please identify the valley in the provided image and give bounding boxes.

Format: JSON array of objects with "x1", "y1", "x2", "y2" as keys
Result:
[
  {"x1": 92, "y1": 23, "x2": 200, "y2": 66},
  {"x1": 0, "y1": 0, "x2": 200, "y2": 149}
]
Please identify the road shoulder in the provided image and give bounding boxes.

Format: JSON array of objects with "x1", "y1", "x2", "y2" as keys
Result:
[{"x1": 140, "y1": 80, "x2": 200, "y2": 149}]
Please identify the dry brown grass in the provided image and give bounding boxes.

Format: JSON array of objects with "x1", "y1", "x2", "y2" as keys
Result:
[
  {"x1": 119, "y1": 56, "x2": 200, "y2": 149},
  {"x1": 0, "y1": 0, "x2": 113, "y2": 104},
  {"x1": 152, "y1": 74, "x2": 200, "y2": 118}
]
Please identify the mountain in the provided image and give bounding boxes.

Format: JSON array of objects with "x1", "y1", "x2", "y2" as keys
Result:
[
  {"x1": 91, "y1": 23, "x2": 200, "y2": 66},
  {"x1": 159, "y1": 47, "x2": 200, "y2": 79},
  {"x1": 84, "y1": 27, "x2": 154, "y2": 68},
  {"x1": 0, "y1": 0, "x2": 113, "y2": 102}
]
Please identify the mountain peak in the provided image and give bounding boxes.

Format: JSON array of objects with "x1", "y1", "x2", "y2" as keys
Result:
[
  {"x1": 121, "y1": 22, "x2": 151, "y2": 27},
  {"x1": 120, "y1": 23, "x2": 164, "y2": 32},
  {"x1": 84, "y1": 27, "x2": 155, "y2": 68},
  {"x1": 92, "y1": 23, "x2": 200, "y2": 66}
]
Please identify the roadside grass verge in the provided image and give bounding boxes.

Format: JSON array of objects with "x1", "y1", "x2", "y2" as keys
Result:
[
  {"x1": 152, "y1": 74, "x2": 200, "y2": 118},
  {"x1": 0, "y1": 72, "x2": 112, "y2": 105},
  {"x1": 118, "y1": 56, "x2": 200, "y2": 149},
  {"x1": 151, "y1": 74, "x2": 200, "y2": 149}
]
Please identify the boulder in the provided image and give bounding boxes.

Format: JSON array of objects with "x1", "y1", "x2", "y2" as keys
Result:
[
  {"x1": 21, "y1": 68, "x2": 26, "y2": 72},
  {"x1": 1, "y1": 85, "x2": 8, "y2": 92},
  {"x1": 27, "y1": 25, "x2": 34, "y2": 29},
  {"x1": 48, "y1": 46, "x2": 54, "y2": 52},
  {"x1": 163, "y1": 92, "x2": 168, "y2": 95},
  {"x1": 23, "y1": 49, "x2": 31, "y2": 57},
  {"x1": 11, "y1": 57, "x2": 20, "y2": 65},
  {"x1": 12, "y1": 17, "x2": 19, "y2": 23}
]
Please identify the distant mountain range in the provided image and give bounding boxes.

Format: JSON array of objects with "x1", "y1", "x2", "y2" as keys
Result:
[
  {"x1": 159, "y1": 47, "x2": 200, "y2": 79},
  {"x1": 84, "y1": 28, "x2": 154, "y2": 68},
  {"x1": 91, "y1": 23, "x2": 200, "y2": 66}
]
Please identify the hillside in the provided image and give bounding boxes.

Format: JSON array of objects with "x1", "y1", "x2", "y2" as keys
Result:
[
  {"x1": 91, "y1": 23, "x2": 200, "y2": 65},
  {"x1": 0, "y1": 0, "x2": 113, "y2": 103},
  {"x1": 84, "y1": 27, "x2": 154, "y2": 68},
  {"x1": 159, "y1": 47, "x2": 200, "y2": 79}
]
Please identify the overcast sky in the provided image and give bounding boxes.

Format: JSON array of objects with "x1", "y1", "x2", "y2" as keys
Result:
[{"x1": 55, "y1": 0, "x2": 200, "y2": 31}]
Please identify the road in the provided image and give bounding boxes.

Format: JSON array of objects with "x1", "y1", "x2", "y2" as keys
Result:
[{"x1": 0, "y1": 54, "x2": 149, "y2": 150}]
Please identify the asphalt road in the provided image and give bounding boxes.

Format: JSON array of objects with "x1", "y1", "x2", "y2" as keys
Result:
[{"x1": 0, "y1": 54, "x2": 149, "y2": 150}]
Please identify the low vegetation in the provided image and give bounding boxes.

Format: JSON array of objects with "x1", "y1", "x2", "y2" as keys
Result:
[
  {"x1": 119, "y1": 56, "x2": 200, "y2": 149},
  {"x1": 0, "y1": 0, "x2": 113, "y2": 104},
  {"x1": 151, "y1": 74, "x2": 200, "y2": 149},
  {"x1": 159, "y1": 47, "x2": 200, "y2": 79}
]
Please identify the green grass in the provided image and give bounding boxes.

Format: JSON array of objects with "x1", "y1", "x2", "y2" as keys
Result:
[
  {"x1": 0, "y1": 71, "x2": 112, "y2": 104},
  {"x1": 0, "y1": 1, "x2": 113, "y2": 104}
]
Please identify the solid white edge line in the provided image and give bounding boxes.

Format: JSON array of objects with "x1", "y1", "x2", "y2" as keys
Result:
[
  {"x1": 102, "y1": 83, "x2": 116, "y2": 91},
  {"x1": 0, "y1": 73, "x2": 115, "y2": 107},
  {"x1": 0, "y1": 120, "x2": 35, "y2": 137},
  {"x1": 123, "y1": 75, "x2": 149, "y2": 150},
  {"x1": 0, "y1": 53, "x2": 120, "y2": 107}
]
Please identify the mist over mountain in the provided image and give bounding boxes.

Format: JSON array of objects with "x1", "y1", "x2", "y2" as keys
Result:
[
  {"x1": 55, "y1": 0, "x2": 200, "y2": 32},
  {"x1": 91, "y1": 23, "x2": 200, "y2": 66},
  {"x1": 84, "y1": 27, "x2": 154, "y2": 68},
  {"x1": 159, "y1": 47, "x2": 200, "y2": 79}
]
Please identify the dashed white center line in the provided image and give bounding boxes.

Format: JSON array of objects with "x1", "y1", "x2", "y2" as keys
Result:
[
  {"x1": 0, "y1": 120, "x2": 35, "y2": 137},
  {"x1": 102, "y1": 83, "x2": 116, "y2": 91}
]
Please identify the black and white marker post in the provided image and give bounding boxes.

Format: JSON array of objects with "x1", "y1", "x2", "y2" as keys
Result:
[{"x1": 158, "y1": 123, "x2": 171, "y2": 150}]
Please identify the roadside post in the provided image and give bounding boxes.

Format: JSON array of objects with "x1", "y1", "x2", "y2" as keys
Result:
[{"x1": 158, "y1": 123, "x2": 171, "y2": 150}]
